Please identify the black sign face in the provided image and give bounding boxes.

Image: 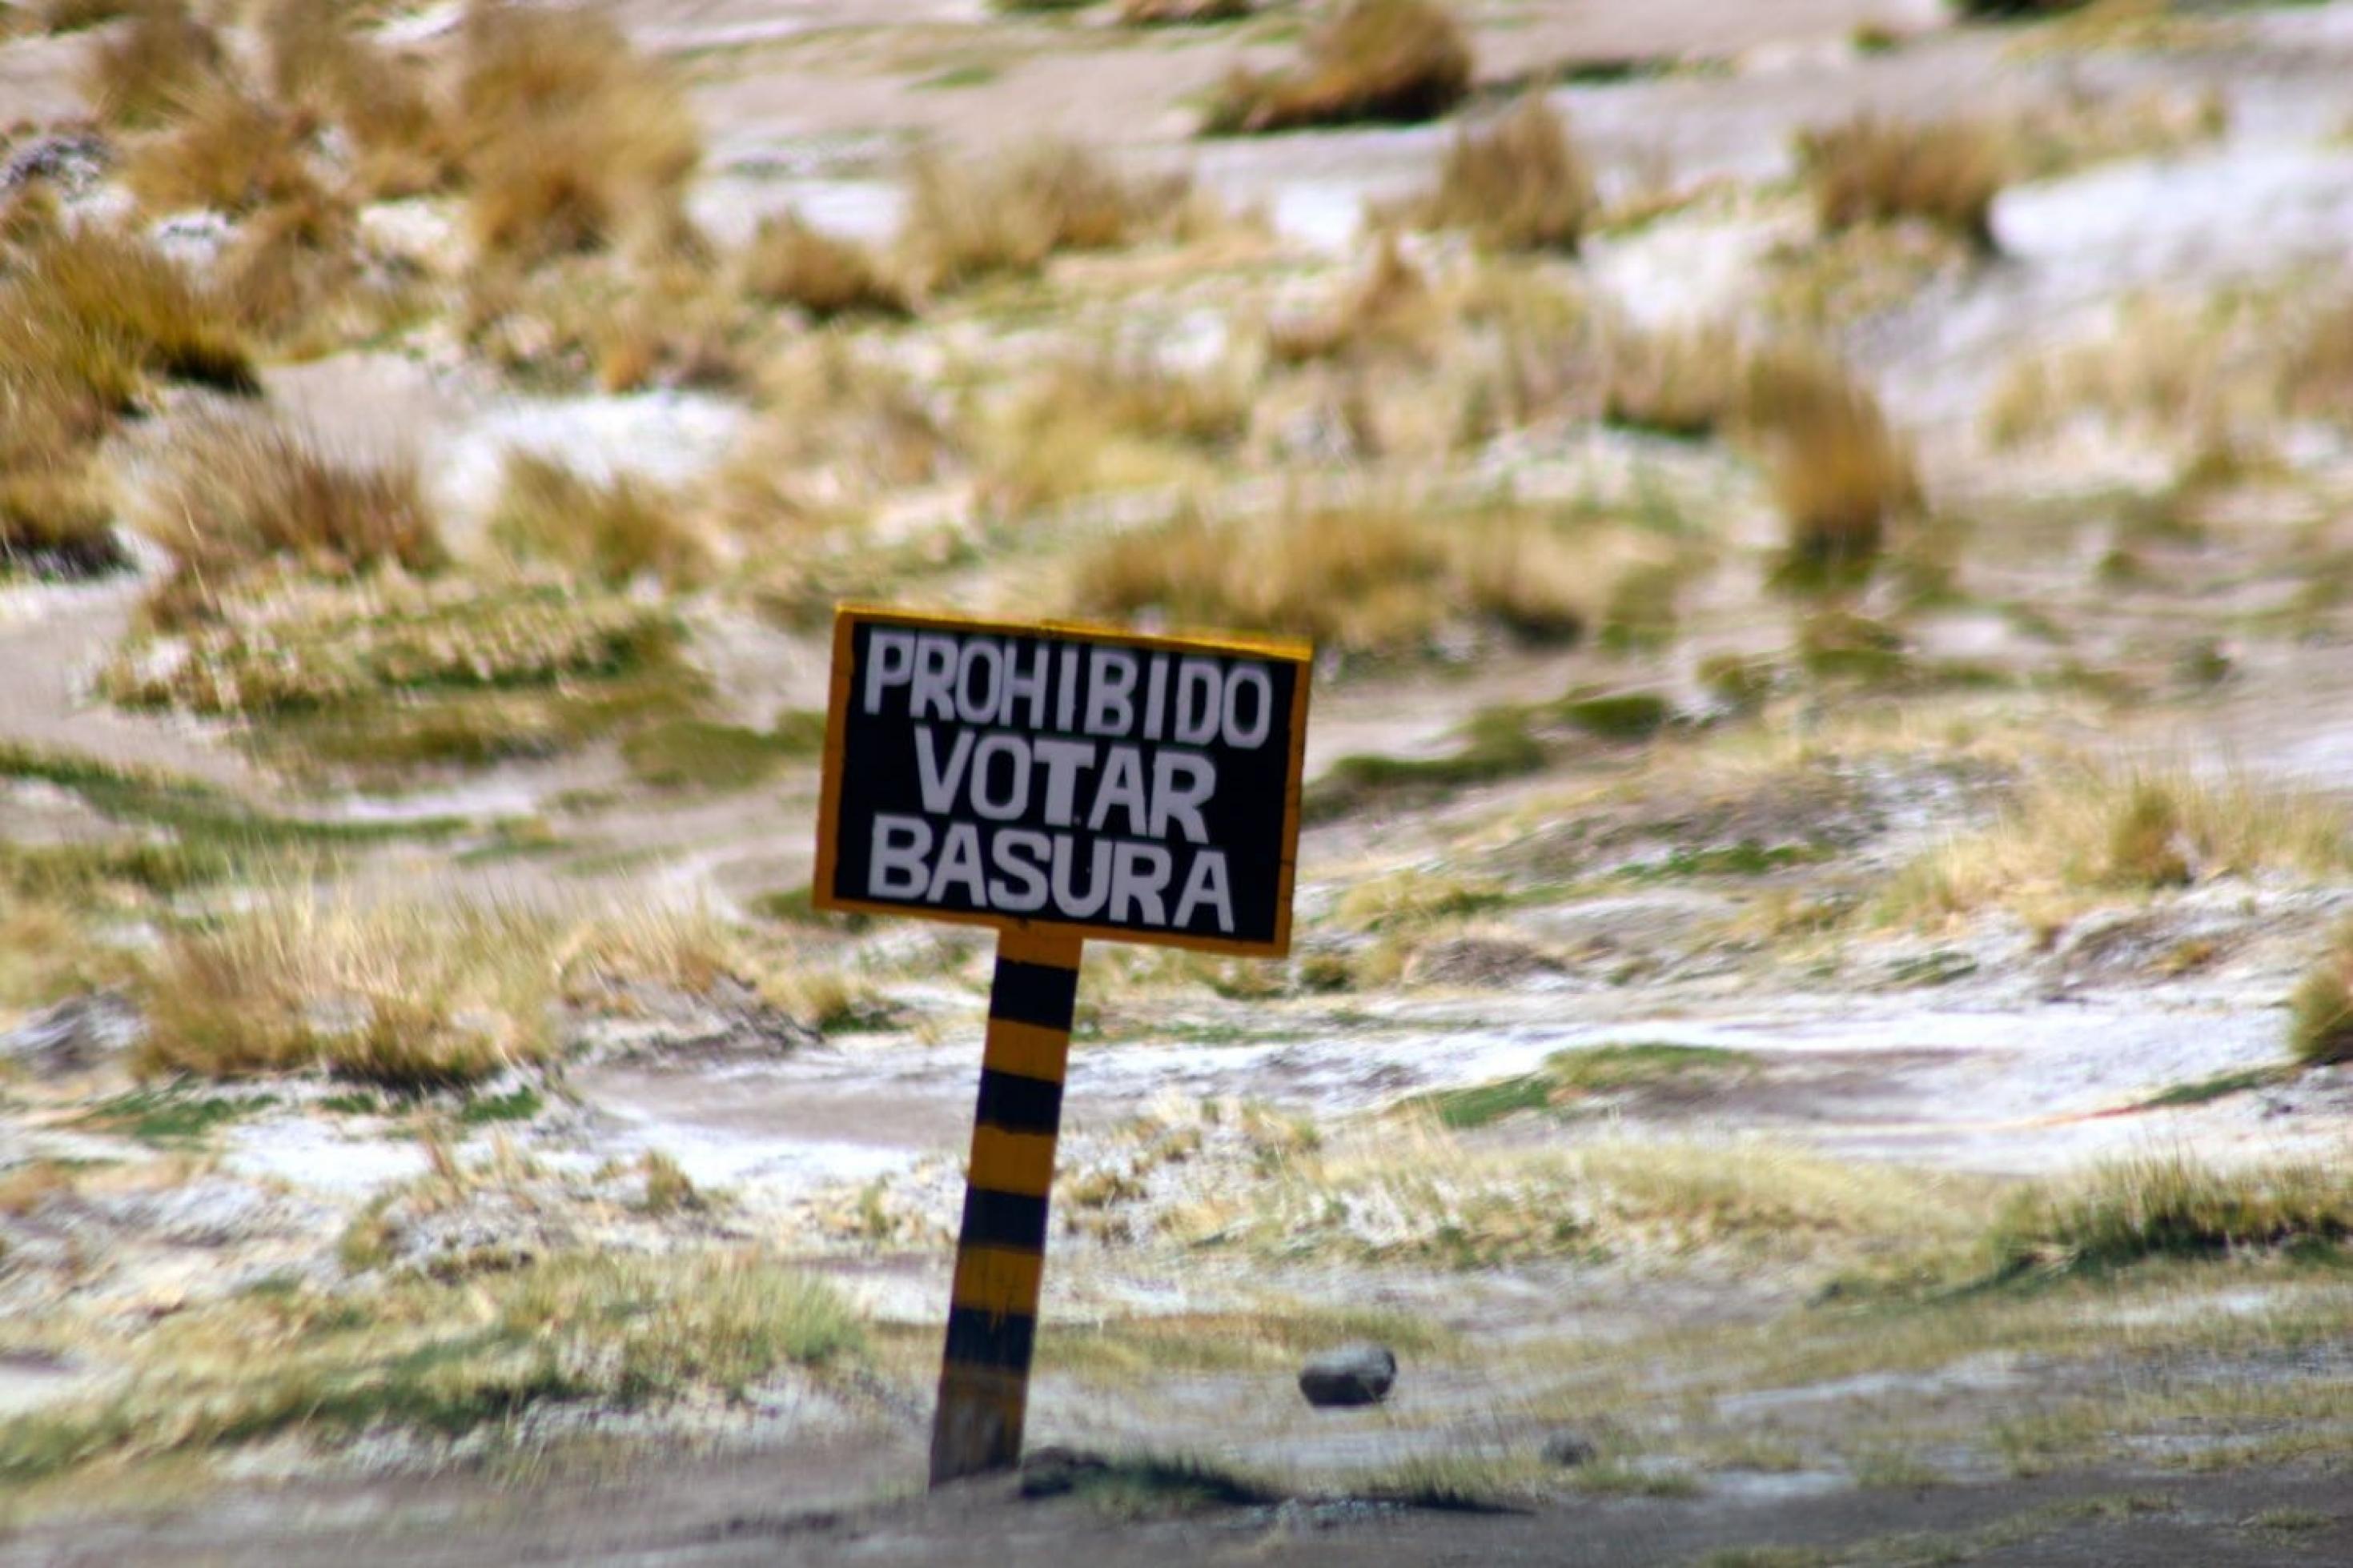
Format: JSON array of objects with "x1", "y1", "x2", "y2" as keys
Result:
[{"x1": 815, "y1": 608, "x2": 1311, "y2": 956}]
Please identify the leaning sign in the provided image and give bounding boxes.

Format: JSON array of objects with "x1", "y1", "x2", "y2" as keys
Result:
[{"x1": 814, "y1": 606, "x2": 1311, "y2": 1483}]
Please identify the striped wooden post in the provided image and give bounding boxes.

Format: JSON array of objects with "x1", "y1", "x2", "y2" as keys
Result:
[{"x1": 928, "y1": 925, "x2": 1083, "y2": 1485}]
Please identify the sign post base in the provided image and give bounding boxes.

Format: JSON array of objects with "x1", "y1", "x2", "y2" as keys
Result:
[{"x1": 927, "y1": 926, "x2": 1084, "y2": 1486}]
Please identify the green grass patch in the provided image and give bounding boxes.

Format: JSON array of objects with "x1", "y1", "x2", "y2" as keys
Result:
[
  {"x1": 749, "y1": 886, "x2": 873, "y2": 932},
  {"x1": 76, "y1": 1085, "x2": 276, "y2": 1145},
  {"x1": 620, "y1": 716, "x2": 815, "y2": 792},
  {"x1": 1550, "y1": 691, "x2": 1671, "y2": 741},
  {"x1": 1306, "y1": 708, "x2": 1546, "y2": 820},
  {"x1": 1617, "y1": 840, "x2": 1826, "y2": 881},
  {"x1": 457, "y1": 1085, "x2": 544, "y2": 1125},
  {"x1": 1021, "y1": 1452, "x2": 1283, "y2": 1518},
  {"x1": 2133, "y1": 1066, "x2": 2286, "y2": 1112},
  {"x1": 1419, "y1": 1043, "x2": 1758, "y2": 1128},
  {"x1": 0, "y1": 742, "x2": 468, "y2": 851}
]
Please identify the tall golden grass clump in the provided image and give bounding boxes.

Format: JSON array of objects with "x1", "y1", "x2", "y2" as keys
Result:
[
  {"x1": 137, "y1": 892, "x2": 561, "y2": 1088},
  {"x1": 1986, "y1": 1152, "x2": 2353, "y2": 1281},
  {"x1": 899, "y1": 140, "x2": 1202, "y2": 290},
  {"x1": 124, "y1": 86, "x2": 323, "y2": 215},
  {"x1": 10, "y1": 223, "x2": 256, "y2": 393},
  {"x1": 139, "y1": 417, "x2": 444, "y2": 624},
  {"x1": 741, "y1": 212, "x2": 910, "y2": 319},
  {"x1": 2290, "y1": 920, "x2": 2353, "y2": 1068},
  {"x1": 1408, "y1": 95, "x2": 1594, "y2": 254},
  {"x1": 1882, "y1": 766, "x2": 2351, "y2": 927},
  {"x1": 1602, "y1": 325, "x2": 1748, "y2": 438},
  {"x1": 1744, "y1": 342, "x2": 1918, "y2": 589},
  {"x1": 2287, "y1": 296, "x2": 2353, "y2": 428},
  {"x1": 82, "y1": 0, "x2": 223, "y2": 126},
  {"x1": 1798, "y1": 114, "x2": 2007, "y2": 252},
  {"x1": 982, "y1": 351, "x2": 1249, "y2": 514},
  {"x1": 1204, "y1": 0, "x2": 1472, "y2": 135},
  {"x1": 265, "y1": 0, "x2": 457, "y2": 198},
  {"x1": 36, "y1": 0, "x2": 133, "y2": 33},
  {"x1": 488, "y1": 451, "x2": 711, "y2": 587},
  {"x1": 2, "y1": 219, "x2": 256, "y2": 574},
  {"x1": 212, "y1": 184, "x2": 364, "y2": 343},
  {"x1": 456, "y1": 2, "x2": 701, "y2": 266},
  {"x1": 1070, "y1": 503, "x2": 1619, "y2": 656}
]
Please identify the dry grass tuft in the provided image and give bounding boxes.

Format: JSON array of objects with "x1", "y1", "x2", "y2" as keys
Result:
[
  {"x1": 2288, "y1": 920, "x2": 2353, "y2": 1068},
  {"x1": 898, "y1": 139, "x2": 1204, "y2": 291},
  {"x1": 1744, "y1": 343, "x2": 1918, "y2": 590},
  {"x1": 123, "y1": 86, "x2": 323, "y2": 215},
  {"x1": 10, "y1": 222, "x2": 256, "y2": 395},
  {"x1": 488, "y1": 451, "x2": 711, "y2": 587},
  {"x1": 265, "y1": 0, "x2": 457, "y2": 198},
  {"x1": 138, "y1": 416, "x2": 443, "y2": 624},
  {"x1": 1603, "y1": 324, "x2": 1748, "y2": 438},
  {"x1": 1070, "y1": 501, "x2": 1640, "y2": 658},
  {"x1": 1797, "y1": 114, "x2": 2006, "y2": 251},
  {"x1": 82, "y1": 0, "x2": 224, "y2": 126},
  {"x1": 456, "y1": 2, "x2": 701, "y2": 266},
  {"x1": 212, "y1": 184, "x2": 364, "y2": 343},
  {"x1": 1204, "y1": 0, "x2": 1472, "y2": 135},
  {"x1": 740, "y1": 212, "x2": 911, "y2": 319},
  {"x1": 0, "y1": 1250, "x2": 861, "y2": 1486},
  {"x1": 1403, "y1": 94, "x2": 1594, "y2": 254},
  {"x1": 138, "y1": 892, "x2": 561, "y2": 1087},
  {"x1": 1986, "y1": 1152, "x2": 2353, "y2": 1281},
  {"x1": 1884, "y1": 764, "x2": 2350, "y2": 927},
  {"x1": 982, "y1": 349, "x2": 1248, "y2": 514},
  {"x1": 1179, "y1": 1124, "x2": 1966, "y2": 1269}
]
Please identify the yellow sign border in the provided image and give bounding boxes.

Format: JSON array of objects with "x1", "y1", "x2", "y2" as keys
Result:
[{"x1": 813, "y1": 604, "x2": 1312, "y2": 959}]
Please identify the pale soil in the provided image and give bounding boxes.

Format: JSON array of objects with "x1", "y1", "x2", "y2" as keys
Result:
[{"x1": 9, "y1": 0, "x2": 2353, "y2": 1562}]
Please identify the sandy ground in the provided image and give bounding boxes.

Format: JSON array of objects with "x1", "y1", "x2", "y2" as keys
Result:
[{"x1": 9, "y1": 0, "x2": 2353, "y2": 1562}]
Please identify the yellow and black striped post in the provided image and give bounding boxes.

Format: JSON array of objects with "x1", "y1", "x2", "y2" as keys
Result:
[{"x1": 928, "y1": 925, "x2": 1083, "y2": 1486}]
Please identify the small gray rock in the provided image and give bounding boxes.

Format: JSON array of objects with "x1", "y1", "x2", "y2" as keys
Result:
[
  {"x1": 1298, "y1": 1342, "x2": 1395, "y2": 1408},
  {"x1": 1541, "y1": 1430, "x2": 1597, "y2": 1468}
]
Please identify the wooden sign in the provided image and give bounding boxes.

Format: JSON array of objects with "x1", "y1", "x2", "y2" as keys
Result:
[{"x1": 813, "y1": 606, "x2": 1312, "y2": 1484}]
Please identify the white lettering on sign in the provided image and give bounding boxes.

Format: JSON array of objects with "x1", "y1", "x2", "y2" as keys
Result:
[{"x1": 840, "y1": 620, "x2": 1303, "y2": 940}]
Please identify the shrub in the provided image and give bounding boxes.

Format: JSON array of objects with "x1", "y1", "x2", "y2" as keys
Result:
[
  {"x1": 741, "y1": 212, "x2": 910, "y2": 319},
  {"x1": 1204, "y1": 0, "x2": 1472, "y2": 134},
  {"x1": 82, "y1": 0, "x2": 223, "y2": 127},
  {"x1": 899, "y1": 139, "x2": 1201, "y2": 290},
  {"x1": 457, "y1": 2, "x2": 701, "y2": 265},
  {"x1": 138, "y1": 417, "x2": 444, "y2": 624},
  {"x1": 1406, "y1": 94, "x2": 1593, "y2": 253},
  {"x1": 1797, "y1": 114, "x2": 2006, "y2": 251},
  {"x1": 488, "y1": 451, "x2": 709, "y2": 587}
]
